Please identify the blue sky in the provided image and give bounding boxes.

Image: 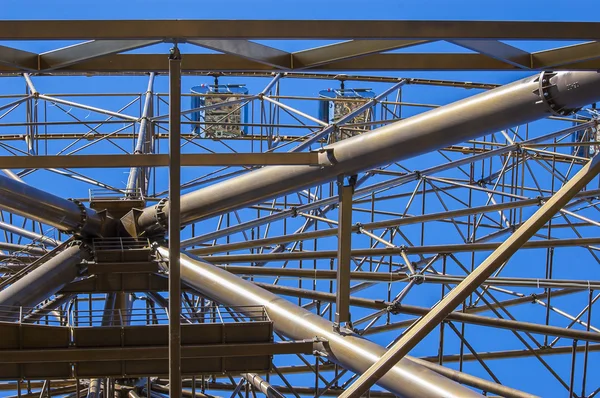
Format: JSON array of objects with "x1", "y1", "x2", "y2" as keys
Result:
[{"x1": 0, "y1": 0, "x2": 598, "y2": 22}]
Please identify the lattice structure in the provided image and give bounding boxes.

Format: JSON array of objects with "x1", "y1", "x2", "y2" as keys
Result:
[{"x1": 0, "y1": 20, "x2": 599, "y2": 398}]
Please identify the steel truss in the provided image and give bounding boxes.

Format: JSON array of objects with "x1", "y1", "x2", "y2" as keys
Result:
[{"x1": 0, "y1": 25, "x2": 599, "y2": 397}]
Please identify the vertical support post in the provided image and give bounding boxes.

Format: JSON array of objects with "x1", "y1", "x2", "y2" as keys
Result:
[
  {"x1": 168, "y1": 44, "x2": 182, "y2": 398},
  {"x1": 339, "y1": 153, "x2": 600, "y2": 398},
  {"x1": 335, "y1": 176, "x2": 354, "y2": 327},
  {"x1": 569, "y1": 339, "x2": 578, "y2": 397}
]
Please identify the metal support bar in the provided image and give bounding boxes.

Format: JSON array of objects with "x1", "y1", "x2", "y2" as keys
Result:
[
  {"x1": 197, "y1": 236, "x2": 600, "y2": 263},
  {"x1": 335, "y1": 178, "x2": 353, "y2": 326},
  {"x1": 0, "y1": 342, "x2": 313, "y2": 362},
  {"x1": 3, "y1": 20, "x2": 600, "y2": 41},
  {"x1": 339, "y1": 153, "x2": 600, "y2": 397},
  {"x1": 126, "y1": 72, "x2": 156, "y2": 193},
  {"x1": 0, "y1": 153, "x2": 321, "y2": 169},
  {"x1": 168, "y1": 45, "x2": 182, "y2": 398},
  {"x1": 0, "y1": 220, "x2": 60, "y2": 247}
]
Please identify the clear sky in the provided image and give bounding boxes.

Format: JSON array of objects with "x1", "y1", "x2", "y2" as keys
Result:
[{"x1": 0, "y1": 0, "x2": 599, "y2": 22}]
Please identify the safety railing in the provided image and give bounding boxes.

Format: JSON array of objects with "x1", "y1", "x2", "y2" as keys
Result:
[
  {"x1": 0, "y1": 303, "x2": 68, "y2": 325},
  {"x1": 89, "y1": 187, "x2": 143, "y2": 201},
  {"x1": 92, "y1": 237, "x2": 150, "y2": 252},
  {"x1": 72, "y1": 304, "x2": 269, "y2": 326},
  {"x1": 0, "y1": 303, "x2": 269, "y2": 327}
]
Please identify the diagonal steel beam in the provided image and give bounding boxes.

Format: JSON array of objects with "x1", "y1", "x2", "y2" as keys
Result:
[
  {"x1": 449, "y1": 40, "x2": 531, "y2": 68},
  {"x1": 39, "y1": 39, "x2": 161, "y2": 70},
  {"x1": 0, "y1": 45, "x2": 37, "y2": 70},
  {"x1": 532, "y1": 41, "x2": 600, "y2": 69},
  {"x1": 292, "y1": 39, "x2": 428, "y2": 69},
  {"x1": 187, "y1": 39, "x2": 291, "y2": 69},
  {"x1": 339, "y1": 153, "x2": 600, "y2": 397}
]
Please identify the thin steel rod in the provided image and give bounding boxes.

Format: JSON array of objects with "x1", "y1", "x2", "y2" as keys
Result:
[
  {"x1": 198, "y1": 236, "x2": 600, "y2": 263},
  {"x1": 218, "y1": 265, "x2": 600, "y2": 290},
  {"x1": 0, "y1": 220, "x2": 60, "y2": 247},
  {"x1": 37, "y1": 94, "x2": 138, "y2": 122}
]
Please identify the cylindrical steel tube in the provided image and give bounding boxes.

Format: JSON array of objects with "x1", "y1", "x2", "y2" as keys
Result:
[
  {"x1": 0, "y1": 220, "x2": 60, "y2": 247},
  {"x1": 241, "y1": 373, "x2": 285, "y2": 398},
  {"x1": 0, "y1": 174, "x2": 104, "y2": 237},
  {"x1": 135, "y1": 71, "x2": 600, "y2": 234},
  {"x1": 0, "y1": 242, "x2": 91, "y2": 322},
  {"x1": 126, "y1": 73, "x2": 155, "y2": 193},
  {"x1": 157, "y1": 247, "x2": 481, "y2": 398}
]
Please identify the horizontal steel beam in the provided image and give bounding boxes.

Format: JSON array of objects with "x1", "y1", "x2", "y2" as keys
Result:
[
  {"x1": 200, "y1": 237, "x2": 600, "y2": 263},
  {"x1": 220, "y1": 265, "x2": 600, "y2": 290},
  {"x1": 0, "y1": 341, "x2": 312, "y2": 363},
  {"x1": 7, "y1": 53, "x2": 599, "y2": 73},
  {"x1": 1, "y1": 20, "x2": 600, "y2": 40},
  {"x1": 190, "y1": 187, "x2": 600, "y2": 255},
  {"x1": 260, "y1": 284, "x2": 600, "y2": 343},
  {"x1": 1, "y1": 53, "x2": 600, "y2": 74},
  {"x1": 423, "y1": 343, "x2": 600, "y2": 363},
  {"x1": 160, "y1": 381, "x2": 398, "y2": 398},
  {"x1": 366, "y1": 289, "x2": 581, "y2": 334},
  {"x1": 0, "y1": 153, "x2": 321, "y2": 168}
]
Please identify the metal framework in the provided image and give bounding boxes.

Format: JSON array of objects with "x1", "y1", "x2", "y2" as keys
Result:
[{"x1": 0, "y1": 19, "x2": 599, "y2": 398}]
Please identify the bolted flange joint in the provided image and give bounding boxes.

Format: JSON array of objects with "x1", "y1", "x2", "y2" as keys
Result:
[{"x1": 66, "y1": 198, "x2": 89, "y2": 236}]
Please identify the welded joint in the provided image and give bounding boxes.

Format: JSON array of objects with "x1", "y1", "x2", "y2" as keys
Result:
[
  {"x1": 23, "y1": 73, "x2": 39, "y2": 98},
  {"x1": 408, "y1": 273, "x2": 425, "y2": 285},
  {"x1": 336, "y1": 174, "x2": 357, "y2": 189},
  {"x1": 386, "y1": 299, "x2": 408, "y2": 315},
  {"x1": 513, "y1": 142, "x2": 523, "y2": 154},
  {"x1": 355, "y1": 222, "x2": 363, "y2": 234},
  {"x1": 332, "y1": 321, "x2": 354, "y2": 335},
  {"x1": 168, "y1": 44, "x2": 182, "y2": 61},
  {"x1": 399, "y1": 245, "x2": 417, "y2": 276}
]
